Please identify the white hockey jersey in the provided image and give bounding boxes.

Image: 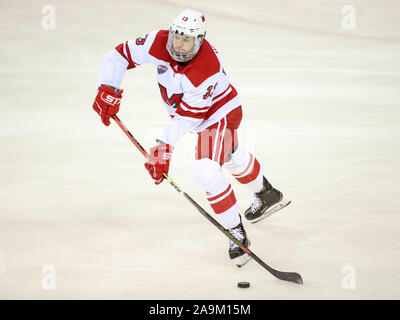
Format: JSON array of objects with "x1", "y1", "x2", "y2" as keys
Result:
[{"x1": 97, "y1": 29, "x2": 241, "y2": 146}]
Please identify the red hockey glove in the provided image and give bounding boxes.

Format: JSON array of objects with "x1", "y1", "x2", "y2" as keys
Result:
[
  {"x1": 92, "y1": 85, "x2": 123, "y2": 126},
  {"x1": 144, "y1": 144, "x2": 173, "y2": 185}
]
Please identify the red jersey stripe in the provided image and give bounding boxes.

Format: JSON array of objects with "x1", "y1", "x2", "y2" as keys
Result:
[
  {"x1": 181, "y1": 100, "x2": 210, "y2": 112},
  {"x1": 212, "y1": 86, "x2": 237, "y2": 109},
  {"x1": 115, "y1": 43, "x2": 137, "y2": 70},
  {"x1": 125, "y1": 41, "x2": 136, "y2": 66},
  {"x1": 204, "y1": 85, "x2": 238, "y2": 120},
  {"x1": 212, "y1": 84, "x2": 231, "y2": 101},
  {"x1": 176, "y1": 103, "x2": 207, "y2": 119},
  {"x1": 176, "y1": 108, "x2": 207, "y2": 119}
]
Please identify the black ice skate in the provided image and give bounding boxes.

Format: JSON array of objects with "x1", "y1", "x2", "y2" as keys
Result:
[
  {"x1": 244, "y1": 176, "x2": 291, "y2": 224},
  {"x1": 228, "y1": 220, "x2": 252, "y2": 268}
]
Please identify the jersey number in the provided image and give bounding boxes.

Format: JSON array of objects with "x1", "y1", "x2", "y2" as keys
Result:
[
  {"x1": 203, "y1": 82, "x2": 218, "y2": 100},
  {"x1": 158, "y1": 83, "x2": 183, "y2": 108},
  {"x1": 135, "y1": 34, "x2": 148, "y2": 45}
]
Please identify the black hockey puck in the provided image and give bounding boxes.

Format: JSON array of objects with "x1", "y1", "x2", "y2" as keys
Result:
[{"x1": 237, "y1": 281, "x2": 250, "y2": 288}]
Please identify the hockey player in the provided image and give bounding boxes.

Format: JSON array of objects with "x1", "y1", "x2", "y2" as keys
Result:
[{"x1": 92, "y1": 8, "x2": 289, "y2": 267}]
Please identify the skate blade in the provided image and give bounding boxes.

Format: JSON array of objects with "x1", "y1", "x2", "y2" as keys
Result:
[
  {"x1": 234, "y1": 254, "x2": 252, "y2": 268},
  {"x1": 251, "y1": 199, "x2": 291, "y2": 224}
]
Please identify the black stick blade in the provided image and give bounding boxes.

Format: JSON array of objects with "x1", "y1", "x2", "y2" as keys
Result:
[
  {"x1": 250, "y1": 252, "x2": 303, "y2": 285},
  {"x1": 275, "y1": 271, "x2": 303, "y2": 285}
]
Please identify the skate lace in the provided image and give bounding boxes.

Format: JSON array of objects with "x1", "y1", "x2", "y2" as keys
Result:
[
  {"x1": 229, "y1": 226, "x2": 244, "y2": 250},
  {"x1": 251, "y1": 197, "x2": 263, "y2": 213}
]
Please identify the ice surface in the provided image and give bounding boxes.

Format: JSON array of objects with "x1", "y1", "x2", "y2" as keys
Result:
[{"x1": 0, "y1": 0, "x2": 399, "y2": 299}]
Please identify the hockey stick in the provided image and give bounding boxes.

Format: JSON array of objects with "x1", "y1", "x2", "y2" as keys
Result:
[{"x1": 111, "y1": 115, "x2": 303, "y2": 285}]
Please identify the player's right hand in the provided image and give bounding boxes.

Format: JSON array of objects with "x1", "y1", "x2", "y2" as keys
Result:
[{"x1": 92, "y1": 85, "x2": 123, "y2": 126}]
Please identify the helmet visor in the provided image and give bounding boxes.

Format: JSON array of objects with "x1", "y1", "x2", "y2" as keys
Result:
[{"x1": 167, "y1": 30, "x2": 202, "y2": 62}]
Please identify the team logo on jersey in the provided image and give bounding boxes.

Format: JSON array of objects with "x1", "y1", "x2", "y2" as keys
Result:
[
  {"x1": 158, "y1": 65, "x2": 168, "y2": 74},
  {"x1": 158, "y1": 83, "x2": 183, "y2": 108}
]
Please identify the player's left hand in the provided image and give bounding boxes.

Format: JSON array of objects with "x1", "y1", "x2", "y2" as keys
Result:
[{"x1": 144, "y1": 143, "x2": 173, "y2": 184}]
